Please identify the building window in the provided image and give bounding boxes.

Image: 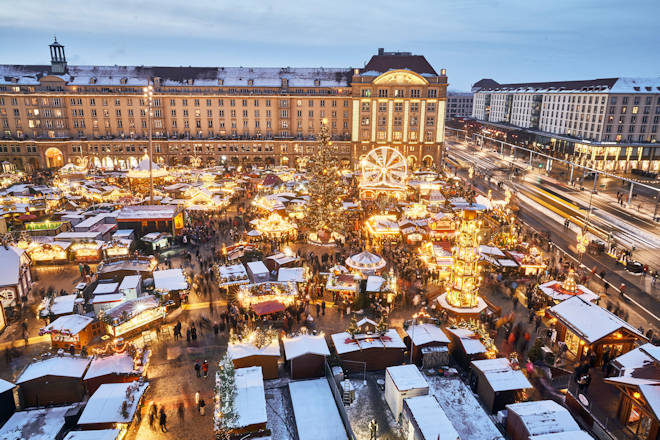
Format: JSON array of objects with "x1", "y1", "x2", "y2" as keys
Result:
[{"x1": 378, "y1": 89, "x2": 388, "y2": 98}]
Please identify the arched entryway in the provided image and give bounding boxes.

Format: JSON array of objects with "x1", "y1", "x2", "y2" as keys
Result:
[
  {"x1": 422, "y1": 155, "x2": 434, "y2": 168},
  {"x1": 407, "y1": 155, "x2": 417, "y2": 169},
  {"x1": 45, "y1": 147, "x2": 64, "y2": 168}
]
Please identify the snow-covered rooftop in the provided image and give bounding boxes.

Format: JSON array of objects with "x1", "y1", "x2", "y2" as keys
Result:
[
  {"x1": 78, "y1": 382, "x2": 149, "y2": 426},
  {"x1": 331, "y1": 329, "x2": 406, "y2": 354},
  {"x1": 507, "y1": 400, "x2": 580, "y2": 437},
  {"x1": 0, "y1": 245, "x2": 27, "y2": 286},
  {"x1": 16, "y1": 355, "x2": 91, "y2": 383},
  {"x1": 0, "y1": 377, "x2": 15, "y2": 394},
  {"x1": 63, "y1": 430, "x2": 121, "y2": 440},
  {"x1": 366, "y1": 275, "x2": 386, "y2": 292},
  {"x1": 404, "y1": 395, "x2": 459, "y2": 440},
  {"x1": 471, "y1": 358, "x2": 532, "y2": 392},
  {"x1": 283, "y1": 334, "x2": 330, "y2": 359},
  {"x1": 49, "y1": 293, "x2": 77, "y2": 316},
  {"x1": 119, "y1": 275, "x2": 141, "y2": 291},
  {"x1": 529, "y1": 431, "x2": 594, "y2": 440},
  {"x1": 289, "y1": 378, "x2": 346, "y2": 440},
  {"x1": 0, "y1": 405, "x2": 77, "y2": 440},
  {"x1": 549, "y1": 296, "x2": 644, "y2": 344},
  {"x1": 41, "y1": 314, "x2": 94, "y2": 335},
  {"x1": 84, "y1": 353, "x2": 138, "y2": 380},
  {"x1": 406, "y1": 323, "x2": 450, "y2": 346},
  {"x1": 277, "y1": 267, "x2": 306, "y2": 283},
  {"x1": 246, "y1": 261, "x2": 269, "y2": 275},
  {"x1": 227, "y1": 339, "x2": 280, "y2": 360},
  {"x1": 153, "y1": 268, "x2": 188, "y2": 291},
  {"x1": 611, "y1": 343, "x2": 660, "y2": 378},
  {"x1": 231, "y1": 366, "x2": 267, "y2": 429},
  {"x1": 387, "y1": 364, "x2": 428, "y2": 391},
  {"x1": 93, "y1": 282, "x2": 119, "y2": 295},
  {"x1": 116, "y1": 205, "x2": 179, "y2": 220},
  {"x1": 445, "y1": 327, "x2": 488, "y2": 355}
]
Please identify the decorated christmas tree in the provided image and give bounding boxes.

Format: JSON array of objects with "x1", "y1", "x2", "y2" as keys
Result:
[
  {"x1": 214, "y1": 353, "x2": 238, "y2": 438},
  {"x1": 376, "y1": 314, "x2": 388, "y2": 336},
  {"x1": 299, "y1": 119, "x2": 347, "y2": 236},
  {"x1": 347, "y1": 316, "x2": 359, "y2": 338}
]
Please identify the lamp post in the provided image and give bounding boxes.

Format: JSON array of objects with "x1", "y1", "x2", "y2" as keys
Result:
[{"x1": 143, "y1": 84, "x2": 154, "y2": 204}]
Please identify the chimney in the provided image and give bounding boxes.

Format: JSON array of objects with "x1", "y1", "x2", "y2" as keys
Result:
[
  {"x1": 49, "y1": 37, "x2": 67, "y2": 74},
  {"x1": 378, "y1": 48, "x2": 384, "y2": 56}
]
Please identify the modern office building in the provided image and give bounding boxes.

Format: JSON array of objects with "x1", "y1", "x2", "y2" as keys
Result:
[
  {"x1": 471, "y1": 77, "x2": 660, "y2": 173},
  {"x1": 446, "y1": 92, "x2": 473, "y2": 120},
  {"x1": 0, "y1": 42, "x2": 447, "y2": 171}
]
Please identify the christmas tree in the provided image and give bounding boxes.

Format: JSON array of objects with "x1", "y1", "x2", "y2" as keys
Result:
[
  {"x1": 214, "y1": 353, "x2": 238, "y2": 438},
  {"x1": 300, "y1": 119, "x2": 347, "y2": 236}
]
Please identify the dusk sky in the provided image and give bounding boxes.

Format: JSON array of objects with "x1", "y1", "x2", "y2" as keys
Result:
[{"x1": 1, "y1": 0, "x2": 658, "y2": 91}]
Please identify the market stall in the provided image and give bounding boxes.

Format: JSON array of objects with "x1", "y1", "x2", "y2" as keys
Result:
[
  {"x1": 102, "y1": 295, "x2": 166, "y2": 339},
  {"x1": 345, "y1": 251, "x2": 386, "y2": 275}
]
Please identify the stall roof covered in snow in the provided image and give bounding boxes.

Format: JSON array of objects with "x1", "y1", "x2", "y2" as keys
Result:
[
  {"x1": 246, "y1": 261, "x2": 269, "y2": 275},
  {"x1": 16, "y1": 355, "x2": 91, "y2": 383},
  {"x1": 227, "y1": 340, "x2": 280, "y2": 360},
  {"x1": 84, "y1": 353, "x2": 138, "y2": 380},
  {"x1": 49, "y1": 293, "x2": 78, "y2": 316},
  {"x1": 331, "y1": 329, "x2": 406, "y2": 354},
  {"x1": 117, "y1": 205, "x2": 179, "y2": 220},
  {"x1": 529, "y1": 431, "x2": 594, "y2": 440},
  {"x1": 153, "y1": 268, "x2": 188, "y2": 291},
  {"x1": 506, "y1": 400, "x2": 580, "y2": 437},
  {"x1": 0, "y1": 405, "x2": 77, "y2": 440},
  {"x1": 277, "y1": 267, "x2": 306, "y2": 283},
  {"x1": 93, "y1": 282, "x2": 119, "y2": 295},
  {"x1": 366, "y1": 275, "x2": 386, "y2": 292},
  {"x1": 471, "y1": 358, "x2": 532, "y2": 392},
  {"x1": 63, "y1": 430, "x2": 121, "y2": 440},
  {"x1": 404, "y1": 395, "x2": 460, "y2": 440},
  {"x1": 406, "y1": 323, "x2": 450, "y2": 346},
  {"x1": 78, "y1": 382, "x2": 149, "y2": 426},
  {"x1": 611, "y1": 343, "x2": 660, "y2": 379},
  {"x1": 119, "y1": 275, "x2": 141, "y2": 291},
  {"x1": 387, "y1": 364, "x2": 428, "y2": 391},
  {"x1": 548, "y1": 296, "x2": 645, "y2": 344},
  {"x1": 0, "y1": 246, "x2": 27, "y2": 286},
  {"x1": 0, "y1": 377, "x2": 15, "y2": 394},
  {"x1": 283, "y1": 334, "x2": 330, "y2": 359},
  {"x1": 41, "y1": 314, "x2": 94, "y2": 335},
  {"x1": 231, "y1": 366, "x2": 267, "y2": 429},
  {"x1": 445, "y1": 327, "x2": 488, "y2": 355},
  {"x1": 289, "y1": 378, "x2": 347, "y2": 440}
]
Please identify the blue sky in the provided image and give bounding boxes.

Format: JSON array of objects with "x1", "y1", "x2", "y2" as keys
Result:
[{"x1": 1, "y1": 0, "x2": 658, "y2": 91}]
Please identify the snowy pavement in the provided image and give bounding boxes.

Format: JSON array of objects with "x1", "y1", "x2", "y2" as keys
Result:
[{"x1": 345, "y1": 373, "x2": 403, "y2": 440}]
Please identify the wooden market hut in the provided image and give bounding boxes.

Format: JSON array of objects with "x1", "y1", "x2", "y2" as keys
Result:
[
  {"x1": 548, "y1": 296, "x2": 647, "y2": 364},
  {"x1": 83, "y1": 351, "x2": 149, "y2": 395},
  {"x1": 283, "y1": 334, "x2": 330, "y2": 379},
  {"x1": 16, "y1": 355, "x2": 91, "y2": 407},
  {"x1": 403, "y1": 323, "x2": 450, "y2": 365},
  {"x1": 227, "y1": 340, "x2": 280, "y2": 380},
  {"x1": 39, "y1": 314, "x2": 103, "y2": 352},
  {"x1": 0, "y1": 378, "x2": 16, "y2": 426},
  {"x1": 505, "y1": 400, "x2": 588, "y2": 440},
  {"x1": 445, "y1": 327, "x2": 488, "y2": 369},
  {"x1": 330, "y1": 329, "x2": 406, "y2": 372},
  {"x1": 470, "y1": 358, "x2": 532, "y2": 413}
]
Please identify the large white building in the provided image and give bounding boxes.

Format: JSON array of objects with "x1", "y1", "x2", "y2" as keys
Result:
[
  {"x1": 472, "y1": 77, "x2": 660, "y2": 173},
  {"x1": 446, "y1": 92, "x2": 473, "y2": 120}
]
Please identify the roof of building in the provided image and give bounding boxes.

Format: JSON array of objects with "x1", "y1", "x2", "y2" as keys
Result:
[
  {"x1": 331, "y1": 329, "x2": 406, "y2": 354},
  {"x1": 16, "y1": 355, "x2": 91, "y2": 383},
  {"x1": 84, "y1": 353, "x2": 138, "y2": 380},
  {"x1": 0, "y1": 245, "x2": 27, "y2": 286},
  {"x1": 529, "y1": 431, "x2": 593, "y2": 440},
  {"x1": 49, "y1": 293, "x2": 78, "y2": 316},
  {"x1": 404, "y1": 395, "x2": 460, "y2": 440},
  {"x1": 288, "y1": 378, "x2": 346, "y2": 440},
  {"x1": 153, "y1": 268, "x2": 188, "y2": 291},
  {"x1": 116, "y1": 205, "x2": 179, "y2": 220},
  {"x1": 506, "y1": 400, "x2": 580, "y2": 437},
  {"x1": 445, "y1": 327, "x2": 488, "y2": 355},
  {"x1": 0, "y1": 64, "x2": 353, "y2": 87},
  {"x1": 548, "y1": 296, "x2": 645, "y2": 344},
  {"x1": 229, "y1": 366, "x2": 267, "y2": 429},
  {"x1": 78, "y1": 382, "x2": 149, "y2": 426},
  {"x1": 386, "y1": 364, "x2": 429, "y2": 391},
  {"x1": 0, "y1": 377, "x2": 15, "y2": 394},
  {"x1": 471, "y1": 358, "x2": 532, "y2": 392},
  {"x1": 227, "y1": 339, "x2": 280, "y2": 360},
  {"x1": 362, "y1": 51, "x2": 437, "y2": 75},
  {"x1": 41, "y1": 314, "x2": 94, "y2": 335},
  {"x1": 283, "y1": 334, "x2": 330, "y2": 359},
  {"x1": 611, "y1": 343, "x2": 660, "y2": 380},
  {"x1": 473, "y1": 76, "x2": 660, "y2": 94},
  {"x1": 0, "y1": 405, "x2": 77, "y2": 440},
  {"x1": 63, "y1": 430, "x2": 122, "y2": 440},
  {"x1": 405, "y1": 323, "x2": 450, "y2": 346}
]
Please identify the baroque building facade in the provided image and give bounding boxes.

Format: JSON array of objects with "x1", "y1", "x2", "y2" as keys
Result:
[{"x1": 0, "y1": 42, "x2": 447, "y2": 171}]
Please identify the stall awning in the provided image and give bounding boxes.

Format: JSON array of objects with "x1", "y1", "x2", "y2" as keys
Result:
[{"x1": 251, "y1": 300, "x2": 285, "y2": 316}]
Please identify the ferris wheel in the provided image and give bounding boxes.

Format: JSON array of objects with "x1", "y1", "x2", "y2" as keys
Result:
[{"x1": 361, "y1": 147, "x2": 408, "y2": 187}]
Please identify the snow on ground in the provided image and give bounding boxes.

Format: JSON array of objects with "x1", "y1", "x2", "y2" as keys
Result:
[
  {"x1": 264, "y1": 382, "x2": 297, "y2": 440},
  {"x1": 346, "y1": 374, "x2": 403, "y2": 440},
  {"x1": 427, "y1": 376, "x2": 504, "y2": 440}
]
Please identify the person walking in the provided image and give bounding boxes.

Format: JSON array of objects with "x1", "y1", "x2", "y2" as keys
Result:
[
  {"x1": 194, "y1": 360, "x2": 201, "y2": 378},
  {"x1": 191, "y1": 326, "x2": 198, "y2": 342},
  {"x1": 149, "y1": 403, "x2": 157, "y2": 430},
  {"x1": 199, "y1": 398, "x2": 206, "y2": 416},
  {"x1": 202, "y1": 360, "x2": 209, "y2": 378},
  {"x1": 195, "y1": 391, "x2": 200, "y2": 409},
  {"x1": 159, "y1": 407, "x2": 168, "y2": 432},
  {"x1": 177, "y1": 401, "x2": 185, "y2": 422}
]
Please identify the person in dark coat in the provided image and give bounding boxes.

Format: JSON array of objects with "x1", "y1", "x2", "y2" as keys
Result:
[{"x1": 159, "y1": 407, "x2": 168, "y2": 432}]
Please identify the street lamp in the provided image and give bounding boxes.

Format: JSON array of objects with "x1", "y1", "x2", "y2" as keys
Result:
[
  {"x1": 576, "y1": 228, "x2": 589, "y2": 261},
  {"x1": 143, "y1": 84, "x2": 154, "y2": 204}
]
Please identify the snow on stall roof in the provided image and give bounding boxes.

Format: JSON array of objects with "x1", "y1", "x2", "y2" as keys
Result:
[
  {"x1": 387, "y1": 365, "x2": 428, "y2": 391},
  {"x1": 612, "y1": 343, "x2": 660, "y2": 377},
  {"x1": 0, "y1": 246, "x2": 26, "y2": 286},
  {"x1": 289, "y1": 378, "x2": 347, "y2": 440},
  {"x1": 478, "y1": 245, "x2": 506, "y2": 257},
  {"x1": 63, "y1": 430, "x2": 121, "y2": 440},
  {"x1": 153, "y1": 268, "x2": 188, "y2": 291},
  {"x1": 0, "y1": 405, "x2": 77, "y2": 440},
  {"x1": 406, "y1": 323, "x2": 450, "y2": 346},
  {"x1": 84, "y1": 353, "x2": 137, "y2": 380},
  {"x1": 506, "y1": 400, "x2": 580, "y2": 436},
  {"x1": 283, "y1": 334, "x2": 330, "y2": 359},
  {"x1": 93, "y1": 282, "x2": 119, "y2": 295},
  {"x1": 230, "y1": 366, "x2": 267, "y2": 429},
  {"x1": 50, "y1": 294, "x2": 77, "y2": 315},
  {"x1": 331, "y1": 329, "x2": 405, "y2": 354},
  {"x1": 366, "y1": 275, "x2": 386, "y2": 292},
  {"x1": 404, "y1": 395, "x2": 459, "y2": 440},
  {"x1": 227, "y1": 339, "x2": 280, "y2": 360},
  {"x1": 0, "y1": 377, "x2": 15, "y2": 394},
  {"x1": 17, "y1": 355, "x2": 91, "y2": 383},
  {"x1": 119, "y1": 275, "x2": 141, "y2": 290},
  {"x1": 78, "y1": 382, "x2": 149, "y2": 426},
  {"x1": 92, "y1": 293, "x2": 124, "y2": 304},
  {"x1": 445, "y1": 327, "x2": 487, "y2": 355},
  {"x1": 219, "y1": 263, "x2": 248, "y2": 279},
  {"x1": 117, "y1": 205, "x2": 178, "y2": 220},
  {"x1": 549, "y1": 296, "x2": 644, "y2": 343},
  {"x1": 529, "y1": 431, "x2": 594, "y2": 440},
  {"x1": 640, "y1": 384, "x2": 660, "y2": 420},
  {"x1": 277, "y1": 267, "x2": 306, "y2": 283},
  {"x1": 42, "y1": 314, "x2": 94, "y2": 335},
  {"x1": 427, "y1": 376, "x2": 504, "y2": 440},
  {"x1": 247, "y1": 261, "x2": 269, "y2": 274},
  {"x1": 471, "y1": 358, "x2": 532, "y2": 392}
]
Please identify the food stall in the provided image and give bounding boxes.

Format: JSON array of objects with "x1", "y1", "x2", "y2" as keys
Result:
[{"x1": 103, "y1": 295, "x2": 166, "y2": 339}]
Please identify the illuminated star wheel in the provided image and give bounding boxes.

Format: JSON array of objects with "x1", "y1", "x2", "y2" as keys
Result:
[{"x1": 361, "y1": 147, "x2": 407, "y2": 187}]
